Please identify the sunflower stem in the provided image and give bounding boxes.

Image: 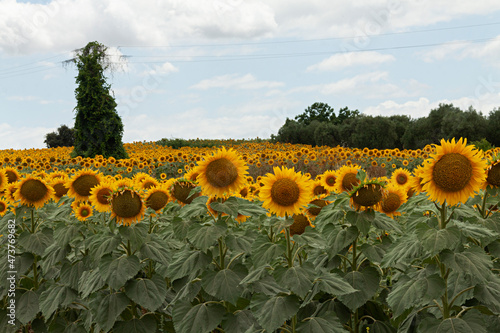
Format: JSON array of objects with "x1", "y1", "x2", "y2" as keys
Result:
[
  {"x1": 437, "y1": 202, "x2": 448, "y2": 229},
  {"x1": 286, "y1": 227, "x2": 294, "y2": 268},
  {"x1": 291, "y1": 314, "x2": 297, "y2": 333},
  {"x1": 32, "y1": 256, "x2": 39, "y2": 290},
  {"x1": 479, "y1": 190, "x2": 489, "y2": 219},
  {"x1": 30, "y1": 208, "x2": 36, "y2": 234},
  {"x1": 218, "y1": 237, "x2": 225, "y2": 270}
]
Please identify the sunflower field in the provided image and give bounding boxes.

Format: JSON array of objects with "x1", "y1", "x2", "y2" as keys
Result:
[{"x1": 0, "y1": 138, "x2": 499, "y2": 333}]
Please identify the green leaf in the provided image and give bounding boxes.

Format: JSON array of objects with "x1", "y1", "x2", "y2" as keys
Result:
[
  {"x1": 39, "y1": 284, "x2": 78, "y2": 319},
  {"x1": 87, "y1": 233, "x2": 121, "y2": 261},
  {"x1": 440, "y1": 246, "x2": 494, "y2": 284},
  {"x1": 53, "y1": 223, "x2": 81, "y2": 246},
  {"x1": 297, "y1": 313, "x2": 346, "y2": 333},
  {"x1": 416, "y1": 224, "x2": 461, "y2": 256},
  {"x1": 324, "y1": 225, "x2": 358, "y2": 259},
  {"x1": 94, "y1": 292, "x2": 130, "y2": 333},
  {"x1": 222, "y1": 310, "x2": 260, "y2": 333},
  {"x1": 360, "y1": 243, "x2": 386, "y2": 265},
  {"x1": 292, "y1": 228, "x2": 328, "y2": 249},
  {"x1": 99, "y1": 254, "x2": 141, "y2": 290},
  {"x1": 210, "y1": 197, "x2": 239, "y2": 217},
  {"x1": 139, "y1": 237, "x2": 171, "y2": 266},
  {"x1": 171, "y1": 216, "x2": 192, "y2": 240},
  {"x1": 63, "y1": 322, "x2": 87, "y2": 333},
  {"x1": 173, "y1": 301, "x2": 226, "y2": 333},
  {"x1": 119, "y1": 223, "x2": 148, "y2": 250},
  {"x1": 372, "y1": 213, "x2": 402, "y2": 233},
  {"x1": 60, "y1": 261, "x2": 86, "y2": 290},
  {"x1": 170, "y1": 278, "x2": 202, "y2": 305},
  {"x1": 225, "y1": 232, "x2": 253, "y2": 253},
  {"x1": 315, "y1": 272, "x2": 358, "y2": 296},
  {"x1": 187, "y1": 221, "x2": 226, "y2": 251},
  {"x1": 18, "y1": 229, "x2": 53, "y2": 256},
  {"x1": 166, "y1": 247, "x2": 212, "y2": 281},
  {"x1": 474, "y1": 278, "x2": 500, "y2": 309},
  {"x1": 251, "y1": 235, "x2": 286, "y2": 267},
  {"x1": 250, "y1": 293, "x2": 300, "y2": 333},
  {"x1": 249, "y1": 275, "x2": 288, "y2": 296},
  {"x1": 381, "y1": 234, "x2": 423, "y2": 268},
  {"x1": 202, "y1": 268, "x2": 244, "y2": 305},
  {"x1": 234, "y1": 196, "x2": 267, "y2": 217},
  {"x1": 113, "y1": 316, "x2": 157, "y2": 333},
  {"x1": 79, "y1": 269, "x2": 106, "y2": 299},
  {"x1": 419, "y1": 315, "x2": 486, "y2": 333},
  {"x1": 387, "y1": 274, "x2": 445, "y2": 317},
  {"x1": 447, "y1": 272, "x2": 474, "y2": 307},
  {"x1": 17, "y1": 291, "x2": 39, "y2": 325},
  {"x1": 178, "y1": 195, "x2": 209, "y2": 218},
  {"x1": 274, "y1": 263, "x2": 315, "y2": 298},
  {"x1": 452, "y1": 220, "x2": 499, "y2": 244},
  {"x1": 346, "y1": 210, "x2": 374, "y2": 235},
  {"x1": 368, "y1": 320, "x2": 397, "y2": 333},
  {"x1": 337, "y1": 266, "x2": 380, "y2": 311},
  {"x1": 125, "y1": 274, "x2": 167, "y2": 311}
]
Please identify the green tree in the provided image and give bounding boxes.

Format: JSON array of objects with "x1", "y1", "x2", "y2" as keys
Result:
[
  {"x1": 44, "y1": 124, "x2": 75, "y2": 148},
  {"x1": 486, "y1": 108, "x2": 500, "y2": 147},
  {"x1": 67, "y1": 41, "x2": 128, "y2": 159},
  {"x1": 295, "y1": 102, "x2": 336, "y2": 125}
]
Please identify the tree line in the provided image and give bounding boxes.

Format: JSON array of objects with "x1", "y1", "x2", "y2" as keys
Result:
[{"x1": 271, "y1": 102, "x2": 500, "y2": 149}]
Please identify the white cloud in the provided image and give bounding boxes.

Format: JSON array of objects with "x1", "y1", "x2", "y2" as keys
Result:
[
  {"x1": 307, "y1": 51, "x2": 395, "y2": 72},
  {"x1": 191, "y1": 73, "x2": 284, "y2": 90},
  {"x1": 141, "y1": 62, "x2": 178, "y2": 76},
  {"x1": 0, "y1": 123, "x2": 53, "y2": 149},
  {"x1": 8, "y1": 95, "x2": 38, "y2": 101},
  {"x1": 420, "y1": 36, "x2": 500, "y2": 63}
]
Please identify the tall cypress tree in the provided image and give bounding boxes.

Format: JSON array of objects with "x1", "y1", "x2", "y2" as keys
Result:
[{"x1": 67, "y1": 41, "x2": 128, "y2": 159}]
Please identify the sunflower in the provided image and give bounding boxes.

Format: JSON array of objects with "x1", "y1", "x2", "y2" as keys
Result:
[
  {"x1": 3, "y1": 167, "x2": 20, "y2": 184},
  {"x1": 0, "y1": 198, "x2": 9, "y2": 216},
  {"x1": 14, "y1": 176, "x2": 55, "y2": 209},
  {"x1": 4, "y1": 183, "x2": 18, "y2": 205},
  {"x1": 311, "y1": 180, "x2": 328, "y2": 197},
  {"x1": 145, "y1": 186, "x2": 170, "y2": 213},
  {"x1": 306, "y1": 198, "x2": 329, "y2": 220},
  {"x1": 74, "y1": 201, "x2": 93, "y2": 221},
  {"x1": 421, "y1": 138, "x2": 487, "y2": 206},
  {"x1": 184, "y1": 169, "x2": 200, "y2": 182},
  {"x1": 89, "y1": 181, "x2": 115, "y2": 212},
  {"x1": 110, "y1": 188, "x2": 145, "y2": 226},
  {"x1": 349, "y1": 179, "x2": 385, "y2": 211},
  {"x1": 378, "y1": 184, "x2": 407, "y2": 218},
  {"x1": 409, "y1": 164, "x2": 427, "y2": 195},
  {"x1": 333, "y1": 165, "x2": 361, "y2": 194},
  {"x1": 484, "y1": 155, "x2": 500, "y2": 189},
  {"x1": 259, "y1": 166, "x2": 312, "y2": 217},
  {"x1": 206, "y1": 195, "x2": 229, "y2": 217},
  {"x1": 195, "y1": 147, "x2": 248, "y2": 197},
  {"x1": 320, "y1": 170, "x2": 337, "y2": 192},
  {"x1": 169, "y1": 179, "x2": 200, "y2": 206},
  {"x1": 390, "y1": 168, "x2": 412, "y2": 190},
  {"x1": 0, "y1": 169, "x2": 7, "y2": 192},
  {"x1": 290, "y1": 214, "x2": 314, "y2": 236},
  {"x1": 50, "y1": 176, "x2": 69, "y2": 201},
  {"x1": 66, "y1": 169, "x2": 102, "y2": 201}
]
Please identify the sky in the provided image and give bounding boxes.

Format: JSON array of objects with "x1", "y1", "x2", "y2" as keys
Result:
[{"x1": 1, "y1": 0, "x2": 500, "y2": 149}]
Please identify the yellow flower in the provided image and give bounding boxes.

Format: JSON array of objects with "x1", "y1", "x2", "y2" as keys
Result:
[
  {"x1": 379, "y1": 184, "x2": 407, "y2": 218},
  {"x1": 14, "y1": 176, "x2": 55, "y2": 209},
  {"x1": 89, "y1": 181, "x2": 115, "y2": 212},
  {"x1": 390, "y1": 168, "x2": 413, "y2": 190},
  {"x1": 145, "y1": 186, "x2": 170, "y2": 213},
  {"x1": 290, "y1": 214, "x2": 314, "y2": 236},
  {"x1": 74, "y1": 201, "x2": 93, "y2": 221},
  {"x1": 110, "y1": 188, "x2": 145, "y2": 226},
  {"x1": 66, "y1": 169, "x2": 102, "y2": 201},
  {"x1": 259, "y1": 166, "x2": 312, "y2": 217},
  {"x1": 320, "y1": 170, "x2": 337, "y2": 192},
  {"x1": 195, "y1": 147, "x2": 248, "y2": 197},
  {"x1": 333, "y1": 165, "x2": 361, "y2": 194},
  {"x1": 0, "y1": 198, "x2": 9, "y2": 216},
  {"x1": 421, "y1": 138, "x2": 487, "y2": 206},
  {"x1": 349, "y1": 179, "x2": 385, "y2": 211}
]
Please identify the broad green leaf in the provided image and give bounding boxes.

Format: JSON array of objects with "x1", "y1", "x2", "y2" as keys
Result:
[
  {"x1": 474, "y1": 278, "x2": 500, "y2": 309},
  {"x1": 416, "y1": 224, "x2": 461, "y2": 256},
  {"x1": 381, "y1": 234, "x2": 423, "y2": 268},
  {"x1": 63, "y1": 322, "x2": 87, "y2": 333},
  {"x1": 250, "y1": 275, "x2": 288, "y2": 296},
  {"x1": 304, "y1": 271, "x2": 357, "y2": 305},
  {"x1": 346, "y1": 210, "x2": 374, "y2": 235},
  {"x1": 139, "y1": 237, "x2": 171, "y2": 266},
  {"x1": 18, "y1": 229, "x2": 53, "y2": 256},
  {"x1": 39, "y1": 284, "x2": 78, "y2": 319},
  {"x1": 419, "y1": 314, "x2": 486, "y2": 333},
  {"x1": 16, "y1": 252, "x2": 34, "y2": 275},
  {"x1": 222, "y1": 310, "x2": 260, "y2": 333},
  {"x1": 486, "y1": 240, "x2": 500, "y2": 258},
  {"x1": 225, "y1": 232, "x2": 253, "y2": 253},
  {"x1": 94, "y1": 292, "x2": 130, "y2": 333},
  {"x1": 171, "y1": 216, "x2": 192, "y2": 240},
  {"x1": 202, "y1": 268, "x2": 244, "y2": 305},
  {"x1": 17, "y1": 291, "x2": 39, "y2": 325},
  {"x1": 166, "y1": 247, "x2": 212, "y2": 281},
  {"x1": 337, "y1": 266, "x2": 380, "y2": 311},
  {"x1": 372, "y1": 213, "x2": 402, "y2": 233},
  {"x1": 125, "y1": 274, "x2": 167, "y2": 311},
  {"x1": 324, "y1": 225, "x2": 358, "y2": 259},
  {"x1": 251, "y1": 235, "x2": 286, "y2": 267},
  {"x1": 210, "y1": 197, "x2": 239, "y2": 217},
  {"x1": 87, "y1": 233, "x2": 121, "y2": 261},
  {"x1": 53, "y1": 223, "x2": 81, "y2": 246},
  {"x1": 274, "y1": 263, "x2": 314, "y2": 298},
  {"x1": 119, "y1": 223, "x2": 148, "y2": 250},
  {"x1": 292, "y1": 228, "x2": 328, "y2": 249},
  {"x1": 447, "y1": 272, "x2": 474, "y2": 307},
  {"x1": 234, "y1": 197, "x2": 267, "y2": 217},
  {"x1": 79, "y1": 269, "x2": 106, "y2": 299},
  {"x1": 360, "y1": 243, "x2": 386, "y2": 265},
  {"x1": 113, "y1": 315, "x2": 157, "y2": 333},
  {"x1": 297, "y1": 313, "x2": 346, "y2": 333},
  {"x1": 387, "y1": 274, "x2": 445, "y2": 317},
  {"x1": 170, "y1": 278, "x2": 202, "y2": 305},
  {"x1": 368, "y1": 320, "x2": 397, "y2": 333},
  {"x1": 452, "y1": 220, "x2": 498, "y2": 244},
  {"x1": 440, "y1": 246, "x2": 494, "y2": 284},
  {"x1": 173, "y1": 301, "x2": 226, "y2": 333},
  {"x1": 250, "y1": 293, "x2": 300, "y2": 333},
  {"x1": 99, "y1": 254, "x2": 141, "y2": 290},
  {"x1": 187, "y1": 221, "x2": 226, "y2": 251},
  {"x1": 60, "y1": 261, "x2": 86, "y2": 290},
  {"x1": 178, "y1": 195, "x2": 209, "y2": 218}
]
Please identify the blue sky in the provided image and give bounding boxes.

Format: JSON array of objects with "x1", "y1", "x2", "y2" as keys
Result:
[{"x1": 1, "y1": 0, "x2": 500, "y2": 149}]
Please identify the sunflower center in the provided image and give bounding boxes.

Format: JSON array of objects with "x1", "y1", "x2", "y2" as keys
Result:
[
  {"x1": 20, "y1": 179, "x2": 48, "y2": 202},
  {"x1": 290, "y1": 214, "x2": 310, "y2": 236},
  {"x1": 73, "y1": 174, "x2": 99, "y2": 197},
  {"x1": 172, "y1": 182, "x2": 199, "y2": 204},
  {"x1": 432, "y1": 153, "x2": 472, "y2": 192},
  {"x1": 96, "y1": 188, "x2": 112, "y2": 205},
  {"x1": 326, "y1": 175, "x2": 336, "y2": 186},
  {"x1": 271, "y1": 178, "x2": 300, "y2": 207},
  {"x1": 352, "y1": 184, "x2": 383, "y2": 207},
  {"x1": 112, "y1": 190, "x2": 142, "y2": 218},
  {"x1": 147, "y1": 192, "x2": 169, "y2": 211},
  {"x1": 308, "y1": 199, "x2": 327, "y2": 216},
  {"x1": 396, "y1": 174, "x2": 408, "y2": 185},
  {"x1": 80, "y1": 207, "x2": 90, "y2": 217},
  {"x1": 6, "y1": 171, "x2": 18, "y2": 183},
  {"x1": 143, "y1": 181, "x2": 156, "y2": 189},
  {"x1": 205, "y1": 158, "x2": 238, "y2": 188},
  {"x1": 0, "y1": 202, "x2": 6, "y2": 213},
  {"x1": 342, "y1": 173, "x2": 359, "y2": 191},
  {"x1": 53, "y1": 183, "x2": 69, "y2": 198},
  {"x1": 313, "y1": 184, "x2": 327, "y2": 196},
  {"x1": 486, "y1": 163, "x2": 500, "y2": 187},
  {"x1": 382, "y1": 193, "x2": 401, "y2": 213}
]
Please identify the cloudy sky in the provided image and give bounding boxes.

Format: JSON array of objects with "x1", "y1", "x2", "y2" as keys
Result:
[{"x1": 1, "y1": 0, "x2": 500, "y2": 149}]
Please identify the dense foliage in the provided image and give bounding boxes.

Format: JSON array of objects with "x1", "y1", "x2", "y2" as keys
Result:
[{"x1": 44, "y1": 125, "x2": 75, "y2": 148}]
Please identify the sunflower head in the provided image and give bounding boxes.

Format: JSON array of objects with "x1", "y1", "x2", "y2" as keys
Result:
[
  {"x1": 145, "y1": 186, "x2": 170, "y2": 213},
  {"x1": 66, "y1": 169, "x2": 102, "y2": 201},
  {"x1": 74, "y1": 201, "x2": 93, "y2": 221},
  {"x1": 349, "y1": 179, "x2": 386, "y2": 211},
  {"x1": 379, "y1": 184, "x2": 408, "y2": 218},
  {"x1": 485, "y1": 155, "x2": 500, "y2": 189},
  {"x1": 421, "y1": 138, "x2": 487, "y2": 206},
  {"x1": 290, "y1": 214, "x2": 313, "y2": 236},
  {"x1": 110, "y1": 188, "x2": 145, "y2": 226},
  {"x1": 4, "y1": 167, "x2": 20, "y2": 184},
  {"x1": 259, "y1": 166, "x2": 312, "y2": 217},
  {"x1": 333, "y1": 165, "x2": 361, "y2": 194},
  {"x1": 0, "y1": 169, "x2": 7, "y2": 191},
  {"x1": 320, "y1": 170, "x2": 337, "y2": 192},
  {"x1": 306, "y1": 198, "x2": 329, "y2": 219},
  {"x1": 0, "y1": 199, "x2": 9, "y2": 216},
  {"x1": 89, "y1": 181, "x2": 115, "y2": 212},
  {"x1": 195, "y1": 147, "x2": 248, "y2": 197},
  {"x1": 390, "y1": 168, "x2": 413, "y2": 190},
  {"x1": 50, "y1": 176, "x2": 69, "y2": 200},
  {"x1": 312, "y1": 180, "x2": 328, "y2": 197},
  {"x1": 14, "y1": 176, "x2": 55, "y2": 209},
  {"x1": 170, "y1": 179, "x2": 200, "y2": 205}
]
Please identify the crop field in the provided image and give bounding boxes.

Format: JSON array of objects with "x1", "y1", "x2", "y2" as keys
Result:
[{"x1": 0, "y1": 138, "x2": 499, "y2": 333}]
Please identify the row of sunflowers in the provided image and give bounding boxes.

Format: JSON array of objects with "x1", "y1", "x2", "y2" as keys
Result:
[{"x1": 0, "y1": 137, "x2": 499, "y2": 333}]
